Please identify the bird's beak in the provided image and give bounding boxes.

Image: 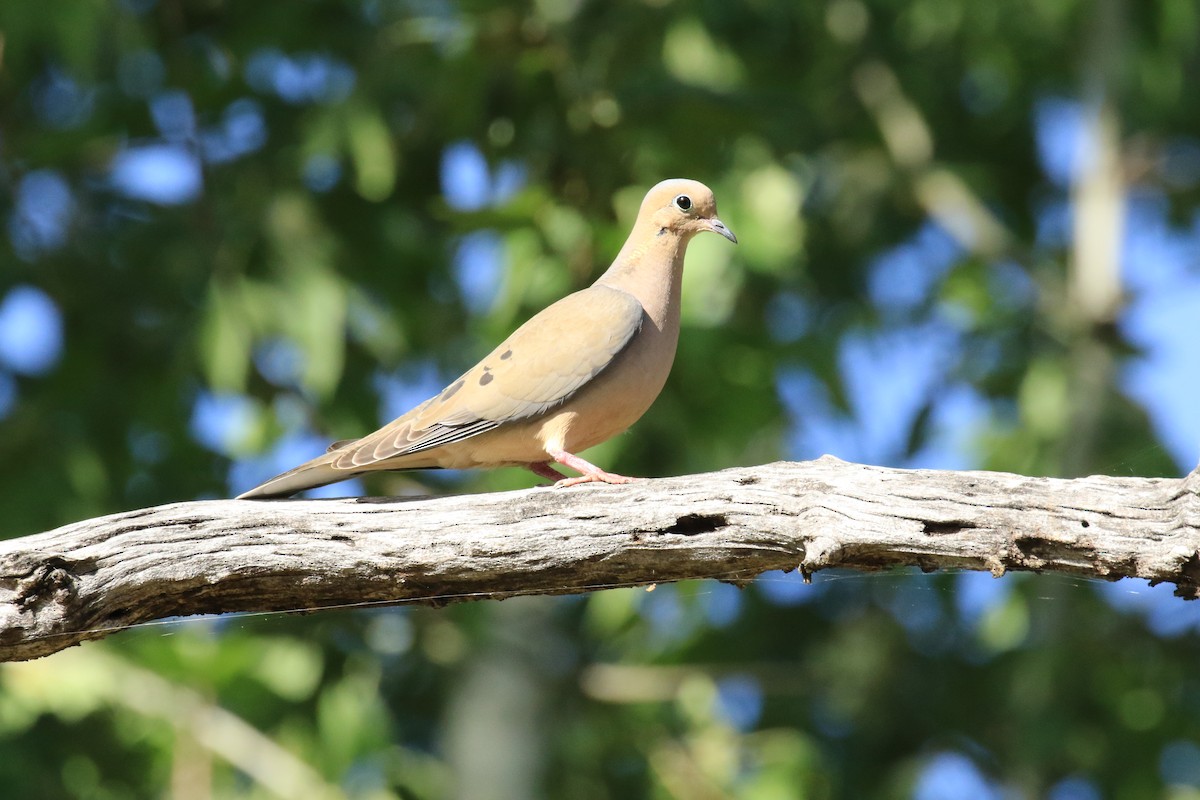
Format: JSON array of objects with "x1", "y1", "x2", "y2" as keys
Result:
[{"x1": 707, "y1": 217, "x2": 738, "y2": 244}]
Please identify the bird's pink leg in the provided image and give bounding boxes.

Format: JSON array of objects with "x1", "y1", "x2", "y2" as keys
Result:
[
  {"x1": 527, "y1": 462, "x2": 566, "y2": 482},
  {"x1": 546, "y1": 448, "x2": 634, "y2": 488}
]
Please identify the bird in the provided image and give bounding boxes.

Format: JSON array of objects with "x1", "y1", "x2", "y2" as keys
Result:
[{"x1": 236, "y1": 178, "x2": 737, "y2": 499}]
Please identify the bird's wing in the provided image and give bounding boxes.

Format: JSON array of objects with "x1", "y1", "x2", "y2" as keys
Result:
[{"x1": 331, "y1": 284, "x2": 644, "y2": 468}]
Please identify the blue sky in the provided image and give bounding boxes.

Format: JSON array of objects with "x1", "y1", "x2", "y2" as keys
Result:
[
  {"x1": 2, "y1": 69, "x2": 1196, "y2": 514},
  {"x1": 6, "y1": 65, "x2": 1196, "y2": 478},
  {"x1": 2, "y1": 65, "x2": 1194, "y2": 507}
]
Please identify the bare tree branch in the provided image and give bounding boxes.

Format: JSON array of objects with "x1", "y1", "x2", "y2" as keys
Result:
[{"x1": 2, "y1": 457, "x2": 1198, "y2": 662}]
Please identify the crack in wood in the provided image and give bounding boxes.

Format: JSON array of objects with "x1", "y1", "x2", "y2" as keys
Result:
[
  {"x1": 1175, "y1": 552, "x2": 1200, "y2": 599},
  {"x1": 922, "y1": 520, "x2": 978, "y2": 535}
]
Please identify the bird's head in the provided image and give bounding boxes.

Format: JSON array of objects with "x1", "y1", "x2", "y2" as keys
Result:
[{"x1": 639, "y1": 178, "x2": 738, "y2": 244}]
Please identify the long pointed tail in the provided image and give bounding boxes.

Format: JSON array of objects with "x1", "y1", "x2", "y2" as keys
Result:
[{"x1": 236, "y1": 456, "x2": 360, "y2": 499}]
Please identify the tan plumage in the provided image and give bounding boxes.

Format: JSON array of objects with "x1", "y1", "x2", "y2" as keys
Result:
[{"x1": 237, "y1": 178, "x2": 737, "y2": 499}]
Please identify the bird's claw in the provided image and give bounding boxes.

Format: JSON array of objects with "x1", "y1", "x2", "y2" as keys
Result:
[{"x1": 553, "y1": 471, "x2": 634, "y2": 488}]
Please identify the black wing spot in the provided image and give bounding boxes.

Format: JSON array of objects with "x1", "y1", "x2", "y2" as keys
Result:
[
  {"x1": 479, "y1": 372, "x2": 494, "y2": 386},
  {"x1": 500, "y1": 349, "x2": 513, "y2": 360},
  {"x1": 440, "y1": 379, "x2": 464, "y2": 401}
]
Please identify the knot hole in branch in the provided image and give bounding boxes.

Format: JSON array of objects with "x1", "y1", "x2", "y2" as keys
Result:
[{"x1": 662, "y1": 513, "x2": 728, "y2": 536}]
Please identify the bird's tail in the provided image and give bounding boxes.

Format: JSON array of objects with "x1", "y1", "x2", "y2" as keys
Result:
[
  {"x1": 237, "y1": 437, "x2": 365, "y2": 499},
  {"x1": 236, "y1": 456, "x2": 359, "y2": 500}
]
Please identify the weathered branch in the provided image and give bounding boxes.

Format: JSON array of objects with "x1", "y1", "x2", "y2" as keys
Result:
[{"x1": 2, "y1": 457, "x2": 1198, "y2": 662}]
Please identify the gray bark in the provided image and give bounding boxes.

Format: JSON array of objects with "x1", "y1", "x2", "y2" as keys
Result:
[{"x1": 2, "y1": 457, "x2": 1198, "y2": 662}]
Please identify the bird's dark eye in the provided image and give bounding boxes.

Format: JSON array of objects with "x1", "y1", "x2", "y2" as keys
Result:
[{"x1": 674, "y1": 194, "x2": 693, "y2": 212}]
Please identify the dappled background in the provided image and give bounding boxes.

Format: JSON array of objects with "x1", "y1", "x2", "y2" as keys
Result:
[{"x1": 2, "y1": 0, "x2": 1200, "y2": 797}]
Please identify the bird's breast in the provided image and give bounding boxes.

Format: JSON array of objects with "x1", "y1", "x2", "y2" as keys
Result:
[{"x1": 540, "y1": 311, "x2": 679, "y2": 454}]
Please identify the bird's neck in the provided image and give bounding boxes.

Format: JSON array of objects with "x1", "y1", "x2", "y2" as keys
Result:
[{"x1": 596, "y1": 223, "x2": 690, "y2": 330}]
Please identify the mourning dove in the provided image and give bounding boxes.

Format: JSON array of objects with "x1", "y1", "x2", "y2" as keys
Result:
[{"x1": 237, "y1": 178, "x2": 736, "y2": 499}]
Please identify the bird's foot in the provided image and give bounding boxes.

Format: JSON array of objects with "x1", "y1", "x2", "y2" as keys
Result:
[
  {"x1": 527, "y1": 462, "x2": 566, "y2": 483},
  {"x1": 553, "y1": 471, "x2": 633, "y2": 488},
  {"x1": 545, "y1": 448, "x2": 635, "y2": 488}
]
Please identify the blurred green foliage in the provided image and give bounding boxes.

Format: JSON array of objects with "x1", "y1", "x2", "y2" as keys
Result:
[{"x1": 2, "y1": 0, "x2": 1199, "y2": 797}]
